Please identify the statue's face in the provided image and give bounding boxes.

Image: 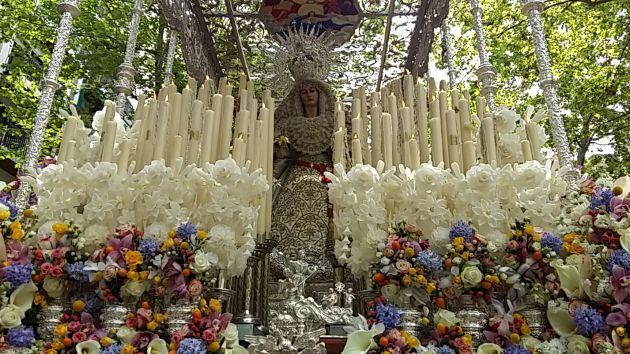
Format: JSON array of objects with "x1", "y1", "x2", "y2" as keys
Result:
[{"x1": 299, "y1": 84, "x2": 319, "y2": 108}]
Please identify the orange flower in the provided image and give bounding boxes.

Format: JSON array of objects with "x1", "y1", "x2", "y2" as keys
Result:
[
  {"x1": 571, "y1": 244, "x2": 584, "y2": 254},
  {"x1": 124, "y1": 251, "x2": 143, "y2": 266}
]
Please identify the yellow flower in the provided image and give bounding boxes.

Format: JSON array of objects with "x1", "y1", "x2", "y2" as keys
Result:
[
  {"x1": 404, "y1": 247, "x2": 415, "y2": 258},
  {"x1": 23, "y1": 208, "x2": 33, "y2": 217},
  {"x1": 510, "y1": 333, "x2": 521, "y2": 343},
  {"x1": 208, "y1": 341, "x2": 220, "y2": 352},
  {"x1": 402, "y1": 275, "x2": 412, "y2": 286},
  {"x1": 11, "y1": 228, "x2": 24, "y2": 240},
  {"x1": 162, "y1": 238, "x2": 175, "y2": 250},
  {"x1": 521, "y1": 324, "x2": 531, "y2": 335},
  {"x1": 462, "y1": 335, "x2": 473, "y2": 346},
  {"x1": 45, "y1": 350, "x2": 58, "y2": 354},
  {"x1": 563, "y1": 233, "x2": 576, "y2": 243},
  {"x1": 453, "y1": 276, "x2": 461, "y2": 284},
  {"x1": 532, "y1": 233, "x2": 541, "y2": 242},
  {"x1": 407, "y1": 336, "x2": 420, "y2": 348},
  {"x1": 9, "y1": 220, "x2": 21, "y2": 231},
  {"x1": 421, "y1": 317, "x2": 430, "y2": 326},
  {"x1": 180, "y1": 241, "x2": 190, "y2": 249},
  {"x1": 100, "y1": 337, "x2": 115, "y2": 346},
  {"x1": 52, "y1": 222, "x2": 68, "y2": 235},
  {"x1": 140, "y1": 271, "x2": 149, "y2": 280},
  {"x1": 524, "y1": 225, "x2": 534, "y2": 235},
  {"x1": 122, "y1": 344, "x2": 135, "y2": 354},
  {"x1": 51, "y1": 341, "x2": 65, "y2": 350},
  {"x1": 54, "y1": 324, "x2": 68, "y2": 337},
  {"x1": 408, "y1": 268, "x2": 416, "y2": 276},
  {"x1": 516, "y1": 230, "x2": 523, "y2": 237},
  {"x1": 72, "y1": 299, "x2": 85, "y2": 312},
  {"x1": 197, "y1": 230, "x2": 208, "y2": 240},
  {"x1": 209, "y1": 298, "x2": 222, "y2": 313},
  {"x1": 453, "y1": 237, "x2": 464, "y2": 246},
  {"x1": 425, "y1": 282, "x2": 436, "y2": 294},
  {"x1": 127, "y1": 271, "x2": 139, "y2": 281},
  {"x1": 155, "y1": 313, "x2": 166, "y2": 323},
  {"x1": 35, "y1": 293, "x2": 47, "y2": 307},
  {"x1": 461, "y1": 251, "x2": 470, "y2": 260},
  {"x1": 416, "y1": 274, "x2": 427, "y2": 285},
  {"x1": 571, "y1": 244, "x2": 584, "y2": 254},
  {"x1": 147, "y1": 321, "x2": 159, "y2": 331},
  {"x1": 563, "y1": 243, "x2": 572, "y2": 253},
  {"x1": 167, "y1": 230, "x2": 176, "y2": 239},
  {"x1": 94, "y1": 272, "x2": 103, "y2": 282},
  {"x1": 0, "y1": 210, "x2": 10, "y2": 220},
  {"x1": 124, "y1": 251, "x2": 143, "y2": 266}
]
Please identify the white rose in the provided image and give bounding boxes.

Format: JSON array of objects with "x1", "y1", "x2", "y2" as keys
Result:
[
  {"x1": 347, "y1": 165, "x2": 379, "y2": 192},
  {"x1": 0, "y1": 304, "x2": 25, "y2": 329},
  {"x1": 414, "y1": 164, "x2": 445, "y2": 192},
  {"x1": 566, "y1": 335, "x2": 590, "y2": 354},
  {"x1": 514, "y1": 161, "x2": 546, "y2": 190},
  {"x1": 121, "y1": 280, "x2": 148, "y2": 299},
  {"x1": 466, "y1": 164, "x2": 496, "y2": 193},
  {"x1": 43, "y1": 277, "x2": 66, "y2": 298},
  {"x1": 191, "y1": 251, "x2": 217, "y2": 274},
  {"x1": 433, "y1": 309, "x2": 460, "y2": 328},
  {"x1": 460, "y1": 266, "x2": 483, "y2": 289},
  {"x1": 224, "y1": 323, "x2": 239, "y2": 344},
  {"x1": 117, "y1": 326, "x2": 137, "y2": 344},
  {"x1": 495, "y1": 106, "x2": 519, "y2": 133},
  {"x1": 82, "y1": 224, "x2": 109, "y2": 254},
  {"x1": 520, "y1": 335, "x2": 541, "y2": 350},
  {"x1": 381, "y1": 284, "x2": 400, "y2": 302}
]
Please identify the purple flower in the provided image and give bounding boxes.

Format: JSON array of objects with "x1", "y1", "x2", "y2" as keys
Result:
[
  {"x1": 606, "y1": 303, "x2": 630, "y2": 327},
  {"x1": 573, "y1": 307, "x2": 605, "y2": 337},
  {"x1": 7, "y1": 326, "x2": 35, "y2": 347},
  {"x1": 375, "y1": 302, "x2": 401, "y2": 330},
  {"x1": 0, "y1": 199, "x2": 17, "y2": 220},
  {"x1": 611, "y1": 265, "x2": 630, "y2": 303},
  {"x1": 176, "y1": 222, "x2": 197, "y2": 241},
  {"x1": 132, "y1": 331, "x2": 158, "y2": 349},
  {"x1": 177, "y1": 338, "x2": 208, "y2": 354},
  {"x1": 416, "y1": 250, "x2": 442, "y2": 273},
  {"x1": 138, "y1": 238, "x2": 159, "y2": 260},
  {"x1": 591, "y1": 188, "x2": 613, "y2": 212},
  {"x1": 608, "y1": 249, "x2": 630, "y2": 271},
  {"x1": 540, "y1": 232, "x2": 562, "y2": 253},
  {"x1": 3, "y1": 263, "x2": 33, "y2": 288},
  {"x1": 449, "y1": 220, "x2": 474, "y2": 242},
  {"x1": 66, "y1": 262, "x2": 89, "y2": 282},
  {"x1": 505, "y1": 346, "x2": 529, "y2": 354},
  {"x1": 102, "y1": 343, "x2": 124, "y2": 354},
  {"x1": 436, "y1": 346, "x2": 455, "y2": 354},
  {"x1": 610, "y1": 196, "x2": 630, "y2": 220}
]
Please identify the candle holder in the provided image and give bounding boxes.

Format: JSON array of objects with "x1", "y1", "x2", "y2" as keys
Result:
[{"x1": 115, "y1": 0, "x2": 144, "y2": 118}]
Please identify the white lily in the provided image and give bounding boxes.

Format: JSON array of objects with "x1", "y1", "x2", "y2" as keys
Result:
[
  {"x1": 547, "y1": 300, "x2": 576, "y2": 336},
  {"x1": 75, "y1": 340, "x2": 101, "y2": 354},
  {"x1": 477, "y1": 343, "x2": 504, "y2": 354},
  {"x1": 147, "y1": 338, "x2": 168, "y2": 354},
  {"x1": 341, "y1": 315, "x2": 385, "y2": 354}
]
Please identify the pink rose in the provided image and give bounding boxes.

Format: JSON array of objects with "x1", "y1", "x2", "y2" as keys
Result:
[
  {"x1": 137, "y1": 308, "x2": 153, "y2": 323},
  {"x1": 188, "y1": 280, "x2": 203, "y2": 297},
  {"x1": 404, "y1": 224, "x2": 420, "y2": 235},
  {"x1": 125, "y1": 316, "x2": 138, "y2": 328},
  {"x1": 202, "y1": 329, "x2": 217, "y2": 342},
  {"x1": 67, "y1": 321, "x2": 81, "y2": 332},
  {"x1": 51, "y1": 248, "x2": 66, "y2": 259},
  {"x1": 41, "y1": 262, "x2": 53, "y2": 275},
  {"x1": 72, "y1": 331, "x2": 87, "y2": 343},
  {"x1": 506, "y1": 240, "x2": 518, "y2": 250},
  {"x1": 50, "y1": 265, "x2": 63, "y2": 278},
  {"x1": 394, "y1": 260, "x2": 411, "y2": 273}
]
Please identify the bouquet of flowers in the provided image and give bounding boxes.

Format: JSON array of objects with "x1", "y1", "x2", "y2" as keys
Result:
[
  {"x1": 360, "y1": 296, "x2": 422, "y2": 354},
  {"x1": 88, "y1": 224, "x2": 161, "y2": 303},
  {"x1": 425, "y1": 309, "x2": 473, "y2": 354},
  {"x1": 169, "y1": 297, "x2": 236, "y2": 354},
  {"x1": 371, "y1": 224, "x2": 439, "y2": 309},
  {"x1": 157, "y1": 222, "x2": 210, "y2": 303},
  {"x1": 43, "y1": 299, "x2": 106, "y2": 353},
  {"x1": 439, "y1": 220, "x2": 501, "y2": 307},
  {"x1": 483, "y1": 312, "x2": 532, "y2": 349}
]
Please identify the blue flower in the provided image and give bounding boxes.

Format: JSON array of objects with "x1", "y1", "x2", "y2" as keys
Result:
[
  {"x1": 449, "y1": 220, "x2": 474, "y2": 242},
  {"x1": 375, "y1": 302, "x2": 400, "y2": 330},
  {"x1": 540, "y1": 232, "x2": 563, "y2": 253},
  {"x1": 505, "y1": 346, "x2": 529, "y2": 354},
  {"x1": 102, "y1": 343, "x2": 124, "y2": 354},
  {"x1": 177, "y1": 338, "x2": 208, "y2": 354},
  {"x1": 590, "y1": 188, "x2": 613, "y2": 212},
  {"x1": 573, "y1": 307, "x2": 605, "y2": 337},
  {"x1": 138, "y1": 238, "x2": 159, "y2": 259},
  {"x1": 66, "y1": 262, "x2": 89, "y2": 282},
  {"x1": 416, "y1": 250, "x2": 442, "y2": 273},
  {"x1": 0, "y1": 199, "x2": 17, "y2": 220},
  {"x1": 4, "y1": 263, "x2": 33, "y2": 289},
  {"x1": 7, "y1": 326, "x2": 35, "y2": 347},
  {"x1": 436, "y1": 345, "x2": 455, "y2": 354},
  {"x1": 177, "y1": 222, "x2": 197, "y2": 241},
  {"x1": 608, "y1": 249, "x2": 630, "y2": 271}
]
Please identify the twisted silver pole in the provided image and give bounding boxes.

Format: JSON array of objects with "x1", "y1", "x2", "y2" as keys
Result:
[
  {"x1": 15, "y1": 0, "x2": 81, "y2": 211},
  {"x1": 469, "y1": 0, "x2": 497, "y2": 111},
  {"x1": 441, "y1": 19, "x2": 457, "y2": 89},
  {"x1": 115, "y1": 0, "x2": 144, "y2": 118},
  {"x1": 521, "y1": 0, "x2": 575, "y2": 173},
  {"x1": 163, "y1": 30, "x2": 177, "y2": 85}
]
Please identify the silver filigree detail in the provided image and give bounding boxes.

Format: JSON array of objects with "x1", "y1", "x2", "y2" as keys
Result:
[
  {"x1": 164, "y1": 30, "x2": 177, "y2": 84},
  {"x1": 521, "y1": 0, "x2": 576, "y2": 180},
  {"x1": 165, "y1": 301, "x2": 197, "y2": 335},
  {"x1": 115, "y1": 0, "x2": 143, "y2": 117},
  {"x1": 441, "y1": 19, "x2": 457, "y2": 88},
  {"x1": 469, "y1": 0, "x2": 497, "y2": 111},
  {"x1": 37, "y1": 299, "x2": 65, "y2": 340},
  {"x1": 456, "y1": 295, "x2": 488, "y2": 347},
  {"x1": 101, "y1": 302, "x2": 136, "y2": 332},
  {"x1": 15, "y1": 0, "x2": 81, "y2": 211}
]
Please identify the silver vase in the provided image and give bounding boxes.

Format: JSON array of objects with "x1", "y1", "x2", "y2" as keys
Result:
[
  {"x1": 3, "y1": 347, "x2": 33, "y2": 354},
  {"x1": 355, "y1": 290, "x2": 380, "y2": 317},
  {"x1": 456, "y1": 295, "x2": 488, "y2": 347},
  {"x1": 397, "y1": 297, "x2": 423, "y2": 337},
  {"x1": 521, "y1": 304, "x2": 547, "y2": 339},
  {"x1": 37, "y1": 298, "x2": 66, "y2": 340},
  {"x1": 101, "y1": 302, "x2": 136, "y2": 331},
  {"x1": 165, "y1": 301, "x2": 197, "y2": 335}
]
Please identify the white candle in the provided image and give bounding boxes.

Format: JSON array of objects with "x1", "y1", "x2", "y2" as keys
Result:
[
  {"x1": 525, "y1": 121, "x2": 543, "y2": 161},
  {"x1": 481, "y1": 115, "x2": 497, "y2": 164},
  {"x1": 370, "y1": 105, "x2": 382, "y2": 163},
  {"x1": 430, "y1": 117, "x2": 443, "y2": 166},
  {"x1": 235, "y1": 110, "x2": 250, "y2": 137},
  {"x1": 446, "y1": 110, "x2": 461, "y2": 169},
  {"x1": 265, "y1": 99, "x2": 275, "y2": 234},
  {"x1": 180, "y1": 87, "x2": 193, "y2": 154},
  {"x1": 117, "y1": 138, "x2": 132, "y2": 173},
  {"x1": 210, "y1": 94, "x2": 223, "y2": 162},
  {"x1": 351, "y1": 117, "x2": 361, "y2": 140},
  {"x1": 218, "y1": 77, "x2": 228, "y2": 95},
  {"x1": 462, "y1": 141, "x2": 476, "y2": 172},
  {"x1": 138, "y1": 99, "x2": 158, "y2": 169},
  {"x1": 199, "y1": 110, "x2": 215, "y2": 164},
  {"x1": 352, "y1": 136, "x2": 363, "y2": 165},
  {"x1": 428, "y1": 77, "x2": 437, "y2": 101},
  {"x1": 153, "y1": 101, "x2": 170, "y2": 161},
  {"x1": 439, "y1": 91, "x2": 450, "y2": 166},
  {"x1": 186, "y1": 100, "x2": 203, "y2": 164},
  {"x1": 169, "y1": 92, "x2": 182, "y2": 147},
  {"x1": 416, "y1": 83, "x2": 429, "y2": 163},
  {"x1": 167, "y1": 135, "x2": 182, "y2": 167},
  {"x1": 333, "y1": 128, "x2": 344, "y2": 165},
  {"x1": 335, "y1": 102, "x2": 345, "y2": 130},
  {"x1": 383, "y1": 113, "x2": 393, "y2": 169},
  {"x1": 218, "y1": 94, "x2": 235, "y2": 160},
  {"x1": 246, "y1": 99, "x2": 258, "y2": 164},
  {"x1": 388, "y1": 94, "x2": 400, "y2": 166},
  {"x1": 521, "y1": 140, "x2": 533, "y2": 161},
  {"x1": 101, "y1": 121, "x2": 118, "y2": 163},
  {"x1": 232, "y1": 134, "x2": 247, "y2": 165},
  {"x1": 450, "y1": 88, "x2": 461, "y2": 137},
  {"x1": 475, "y1": 96, "x2": 486, "y2": 119},
  {"x1": 65, "y1": 140, "x2": 76, "y2": 162},
  {"x1": 239, "y1": 89, "x2": 248, "y2": 112},
  {"x1": 58, "y1": 116, "x2": 78, "y2": 163},
  {"x1": 409, "y1": 137, "x2": 420, "y2": 169},
  {"x1": 134, "y1": 94, "x2": 146, "y2": 121}
]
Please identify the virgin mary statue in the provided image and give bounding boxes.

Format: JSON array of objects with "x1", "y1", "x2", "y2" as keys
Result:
[{"x1": 271, "y1": 77, "x2": 337, "y2": 292}]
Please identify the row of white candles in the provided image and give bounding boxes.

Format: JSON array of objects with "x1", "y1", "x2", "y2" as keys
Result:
[
  {"x1": 334, "y1": 75, "x2": 544, "y2": 171},
  {"x1": 57, "y1": 75, "x2": 275, "y2": 240}
]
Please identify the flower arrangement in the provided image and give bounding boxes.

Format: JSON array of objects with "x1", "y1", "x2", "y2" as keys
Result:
[
  {"x1": 169, "y1": 297, "x2": 235, "y2": 354},
  {"x1": 483, "y1": 312, "x2": 532, "y2": 349},
  {"x1": 43, "y1": 299, "x2": 105, "y2": 354},
  {"x1": 426, "y1": 309, "x2": 473, "y2": 354}
]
